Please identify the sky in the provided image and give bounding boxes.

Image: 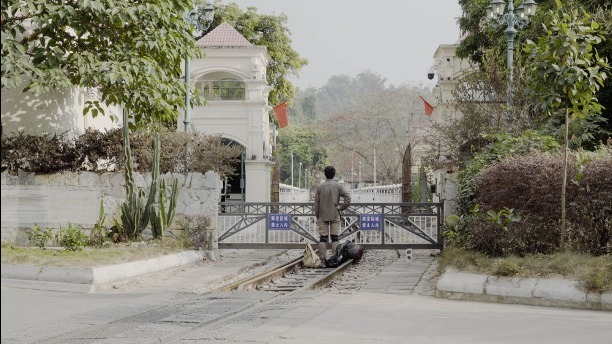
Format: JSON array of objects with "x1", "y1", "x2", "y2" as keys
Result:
[{"x1": 224, "y1": 0, "x2": 463, "y2": 90}]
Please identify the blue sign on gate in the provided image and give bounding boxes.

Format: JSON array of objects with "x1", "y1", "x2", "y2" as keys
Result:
[
  {"x1": 269, "y1": 213, "x2": 292, "y2": 230},
  {"x1": 360, "y1": 214, "x2": 382, "y2": 230}
]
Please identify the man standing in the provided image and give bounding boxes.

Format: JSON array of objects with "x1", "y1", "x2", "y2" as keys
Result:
[{"x1": 314, "y1": 166, "x2": 351, "y2": 266}]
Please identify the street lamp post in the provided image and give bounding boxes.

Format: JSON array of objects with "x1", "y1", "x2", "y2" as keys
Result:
[
  {"x1": 184, "y1": 3, "x2": 215, "y2": 131},
  {"x1": 298, "y1": 163, "x2": 302, "y2": 189},
  {"x1": 486, "y1": 0, "x2": 537, "y2": 120}
]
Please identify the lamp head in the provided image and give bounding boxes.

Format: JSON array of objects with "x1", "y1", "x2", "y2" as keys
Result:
[
  {"x1": 516, "y1": 2, "x2": 525, "y2": 19},
  {"x1": 522, "y1": 0, "x2": 537, "y2": 17},
  {"x1": 188, "y1": 3, "x2": 215, "y2": 39},
  {"x1": 490, "y1": 0, "x2": 506, "y2": 17},
  {"x1": 202, "y1": 3, "x2": 215, "y2": 25},
  {"x1": 485, "y1": 5, "x2": 494, "y2": 20}
]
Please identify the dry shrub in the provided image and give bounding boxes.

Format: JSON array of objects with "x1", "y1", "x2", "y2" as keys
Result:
[
  {"x1": 475, "y1": 151, "x2": 570, "y2": 216},
  {"x1": 179, "y1": 215, "x2": 214, "y2": 250},
  {"x1": 1, "y1": 132, "x2": 77, "y2": 173},
  {"x1": 467, "y1": 215, "x2": 560, "y2": 256},
  {"x1": 472, "y1": 150, "x2": 611, "y2": 255},
  {"x1": 1, "y1": 128, "x2": 241, "y2": 179},
  {"x1": 567, "y1": 157, "x2": 612, "y2": 254}
]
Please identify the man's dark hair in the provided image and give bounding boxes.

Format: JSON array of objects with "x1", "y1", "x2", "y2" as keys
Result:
[{"x1": 324, "y1": 166, "x2": 336, "y2": 179}]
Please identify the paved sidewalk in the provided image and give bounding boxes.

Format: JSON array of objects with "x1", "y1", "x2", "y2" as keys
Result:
[{"x1": 2, "y1": 248, "x2": 611, "y2": 310}]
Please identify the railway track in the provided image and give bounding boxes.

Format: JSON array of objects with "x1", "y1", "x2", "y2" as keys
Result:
[
  {"x1": 220, "y1": 256, "x2": 354, "y2": 292},
  {"x1": 37, "y1": 253, "x2": 356, "y2": 344}
]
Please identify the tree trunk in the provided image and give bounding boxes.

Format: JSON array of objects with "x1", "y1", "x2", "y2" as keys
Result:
[
  {"x1": 561, "y1": 108, "x2": 569, "y2": 250},
  {"x1": 402, "y1": 144, "x2": 412, "y2": 213}
]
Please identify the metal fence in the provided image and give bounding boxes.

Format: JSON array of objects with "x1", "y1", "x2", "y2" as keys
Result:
[{"x1": 218, "y1": 202, "x2": 443, "y2": 250}]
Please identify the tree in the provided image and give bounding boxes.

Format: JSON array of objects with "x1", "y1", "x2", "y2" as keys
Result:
[
  {"x1": 2, "y1": 0, "x2": 203, "y2": 126},
  {"x1": 523, "y1": 3, "x2": 610, "y2": 249},
  {"x1": 2, "y1": 1, "x2": 307, "y2": 127},
  {"x1": 456, "y1": 0, "x2": 612, "y2": 148},
  {"x1": 314, "y1": 84, "x2": 433, "y2": 184},
  {"x1": 209, "y1": 1, "x2": 307, "y2": 110},
  {"x1": 275, "y1": 126, "x2": 328, "y2": 186},
  {"x1": 426, "y1": 51, "x2": 540, "y2": 165}
]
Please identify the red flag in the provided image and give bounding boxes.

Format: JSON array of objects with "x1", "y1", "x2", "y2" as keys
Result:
[
  {"x1": 274, "y1": 102, "x2": 288, "y2": 128},
  {"x1": 418, "y1": 95, "x2": 434, "y2": 116}
]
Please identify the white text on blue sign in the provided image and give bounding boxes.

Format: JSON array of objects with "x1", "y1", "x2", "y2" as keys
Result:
[
  {"x1": 360, "y1": 214, "x2": 382, "y2": 230},
  {"x1": 269, "y1": 214, "x2": 292, "y2": 230}
]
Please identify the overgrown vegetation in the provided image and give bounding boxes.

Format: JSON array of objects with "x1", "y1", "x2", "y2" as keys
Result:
[
  {"x1": 435, "y1": 1, "x2": 611, "y2": 292},
  {"x1": 179, "y1": 215, "x2": 215, "y2": 251},
  {"x1": 1, "y1": 240, "x2": 186, "y2": 268},
  {"x1": 446, "y1": 144, "x2": 611, "y2": 257},
  {"x1": 438, "y1": 247, "x2": 612, "y2": 293},
  {"x1": 1, "y1": 127, "x2": 242, "y2": 178}
]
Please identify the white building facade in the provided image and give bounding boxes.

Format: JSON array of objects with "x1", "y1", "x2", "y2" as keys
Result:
[
  {"x1": 181, "y1": 22, "x2": 275, "y2": 202},
  {"x1": 427, "y1": 40, "x2": 477, "y2": 217}
]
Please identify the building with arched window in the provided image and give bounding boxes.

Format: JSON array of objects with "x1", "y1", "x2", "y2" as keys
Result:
[{"x1": 180, "y1": 22, "x2": 275, "y2": 202}]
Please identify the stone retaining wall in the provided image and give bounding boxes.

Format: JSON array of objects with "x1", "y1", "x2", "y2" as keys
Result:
[{"x1": 0, "y1": 170, "x2": 221, "y2": 248}]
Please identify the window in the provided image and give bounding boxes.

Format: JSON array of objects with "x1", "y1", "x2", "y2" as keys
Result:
[{"x1": 196, "y1": 79, "x2": 246, "y2": 101}]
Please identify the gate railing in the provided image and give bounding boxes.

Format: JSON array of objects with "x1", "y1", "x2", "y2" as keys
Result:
[{"x1": 218, "y1": 202, "x2": 443, "y2": 250}]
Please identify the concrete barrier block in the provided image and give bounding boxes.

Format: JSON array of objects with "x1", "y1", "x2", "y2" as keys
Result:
[
  {"x1": 486, "y1": 276, "x2": 538, "y2": 298},
  {"x1": 533, "y1": 278, "x2": 586, "y2": 302},
  {"x1": 437, "y1": 271, "x2": 487, "y2": 294},
  {"x1": 37, "y1": 266, "x2": 93, "y2": 284}
]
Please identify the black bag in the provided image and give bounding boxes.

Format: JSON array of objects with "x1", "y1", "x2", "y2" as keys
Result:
[{"x1": 326, "y1": 241, "x2": 364, "y2": 268}]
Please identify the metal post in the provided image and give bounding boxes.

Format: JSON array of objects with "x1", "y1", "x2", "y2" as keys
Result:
[
  {"x1": 504, "y1": 1, "x2": 516, "y2": 119},
  {"x1": 291, "y1": 151, "x2": 294, "y2": 186},
  {"x1": 373, "y1": 148, "x2": 377, "y2": 202},
  {"x1": 184, "y1": 56, "x2": 191, "y2": 131},
  {"x1": 487, "y1": 0, "x2": 538, "y2": 125},
  {"x1": 298, "y1": 162, "x2": 302, "y2": 189},
  {"x1": 240, "y1": 151, "x2": 245, "y2": 200}
]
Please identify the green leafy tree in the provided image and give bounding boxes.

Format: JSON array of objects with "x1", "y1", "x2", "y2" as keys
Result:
[
  {"x1": 275, "y1": 126, "x2": 327, "y2": 186},
  {"x1": 2, "y1": 0, "x2": 204, "y2": 126},
  {"x1": 523, "y1": 2, "x2": 610, "y2": 249},
  {"x1": 456, "y1": 0, "x2": 612, "y2": 148}
]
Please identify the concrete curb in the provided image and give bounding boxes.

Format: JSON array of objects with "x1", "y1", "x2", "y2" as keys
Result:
[
  {"x1": 436, "y1": 270, "x2": 612, "y2": 311},
  {"x1": 1, "y1": 250, "x2": 204, "y2": 293}
]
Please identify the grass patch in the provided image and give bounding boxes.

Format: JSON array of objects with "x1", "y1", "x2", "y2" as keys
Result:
[
  {"x1": 1, "y1": 240, "x2": 188, "y2": 268},
  {"x1": 438, "y1": 247, "x2": 612, "y2": 293}
]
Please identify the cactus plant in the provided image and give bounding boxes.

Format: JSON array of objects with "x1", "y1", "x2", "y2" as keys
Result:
[
  {"x1": 119, "y1": 109, "x2": 155, "y2": 240},
  {"x1": 118, "y1": 110, "x2": 179, "y2": 240},
  {"x1": 150, "y1": 133, "x2": 179, "y2": 238}
]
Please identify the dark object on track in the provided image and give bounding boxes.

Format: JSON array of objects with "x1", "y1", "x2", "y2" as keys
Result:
[{"x1": 326, "y1": 241, "x2": 364, "y2": 268}]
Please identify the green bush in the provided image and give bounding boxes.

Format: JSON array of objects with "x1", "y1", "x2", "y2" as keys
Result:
[
  {"x1": 27, "y1": 224, "x2": 53, "y2": 249},
  {"x1": 493, "y1": 260, "x2": 521, "y2": 276},
  {"x1": 55, "y1": 223, "x2": 88, "y2": 251}
]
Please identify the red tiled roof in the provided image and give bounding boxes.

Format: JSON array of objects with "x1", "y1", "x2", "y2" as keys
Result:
[{"x1": 196, "y1": 22, "x2": 252, "y2": 47}]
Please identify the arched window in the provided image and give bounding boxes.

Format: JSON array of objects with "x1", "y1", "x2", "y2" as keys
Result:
[{"x1": 196, "y1": 78, "x2": 246, "y2": 101}]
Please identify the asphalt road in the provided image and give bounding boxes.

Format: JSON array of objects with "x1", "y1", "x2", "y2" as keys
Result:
[
  {"x1": 2, "y1": 286, "x2": 611, "y2": 344},
  {"x1": 2, "y1": 249, "x2": 611, "y2": 344}
]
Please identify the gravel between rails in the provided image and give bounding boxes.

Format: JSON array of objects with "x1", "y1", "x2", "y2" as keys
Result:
[{"x1": 197, "y1": 249, "x2": 440, "y2": 296}]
